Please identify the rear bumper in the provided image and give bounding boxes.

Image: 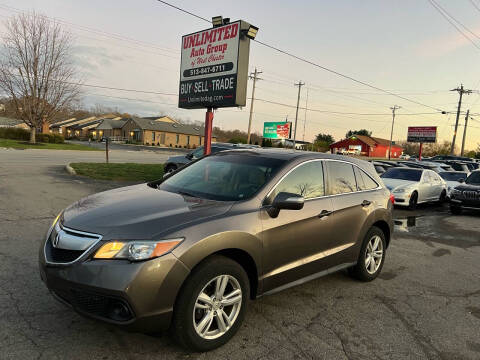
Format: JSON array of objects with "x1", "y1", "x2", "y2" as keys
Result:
[{"x1": 39, "y1": 251, "x2": 190, "y2": 332}]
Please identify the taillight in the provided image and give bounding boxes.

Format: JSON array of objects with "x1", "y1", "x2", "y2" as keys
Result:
[{"x1": 389, "y1": 194, "x2": 395, "y2": 204}]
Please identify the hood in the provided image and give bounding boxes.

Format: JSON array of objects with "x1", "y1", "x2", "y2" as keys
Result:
[
  {"x1": 62, "y1": 184, "x2": 233, "y2": 239},
  {"x1": 453, "y1": 183, "x2": 480, "y2": 191},
  {"x1": 445, "y1": 180, "x2": 461, "y2": 188},
  {"x1": 167, "y1": 154, "x2": 190, "y2": 164},
  {"x1": 381, "y1": 178, "x2": 417, "y2": 191}
]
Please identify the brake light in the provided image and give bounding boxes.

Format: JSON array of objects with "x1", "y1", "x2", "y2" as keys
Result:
[{"x1": 389, "y1": 194, "x2": 395, "y2": 204}]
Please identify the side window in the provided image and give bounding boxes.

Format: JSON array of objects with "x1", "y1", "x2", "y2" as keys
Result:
[
  {"x1": 422, "y1": 171, "x2": 431, "y2": 182},
  {"x1": 326, "y1": 161, "x2": 357, "y2": 195},
  {"x1": 354, "y1": 166, "x2": 378, "y2": 191},
  {"x1": 267, "y1": 161, "x2": 325, "y2": 203}
]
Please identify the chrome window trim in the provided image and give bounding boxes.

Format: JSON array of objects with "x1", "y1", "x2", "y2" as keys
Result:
[
  {"x1": 264, "y1": 158, "x2": 382, "y2": 204},
  {"x1": 44, "y1": 223, "x2": 103, "y2": 266}
]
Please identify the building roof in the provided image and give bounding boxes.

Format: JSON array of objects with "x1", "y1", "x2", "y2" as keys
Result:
[
  {"x1": 70, "y1": 119, "x2": 102, "y2": 130},
  {"x1": 127, "y1": 117, "x2": 215, "y2": 137},
  {"x1": 50, "y1": 116, "x2": 96, "y2": 129},
  {"x1": 96, "y1": 118, "x2": 127, "y2": 130},
  {"x1": 331, "y1": 135, "x2": 401, "y2": 148},
  {"x1": 0, "y1": 116, "x2": 23, "y2": 127}
]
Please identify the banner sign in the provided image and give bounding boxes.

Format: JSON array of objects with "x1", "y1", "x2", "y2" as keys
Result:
[
  {"x1": 179, "y1": 21, "x2": 250, "y2": 109},
  {"x1": 263, "y1": 122, "x2": 292, "y2": 139},
  {"x1": 407, "y1": 126, "x2": 437, "y2": 143}
]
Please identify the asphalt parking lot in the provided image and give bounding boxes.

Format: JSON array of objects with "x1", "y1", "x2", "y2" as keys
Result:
[{"x1": 1, "y1": 148, "x2": 480, "y2": 359}]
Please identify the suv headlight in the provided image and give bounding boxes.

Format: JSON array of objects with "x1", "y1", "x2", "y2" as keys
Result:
[
  {"x1": 94, "y1": 238, "x2": 183, "y2": 261},
  {"x1": 451, "y1": 188, "x2": 462, "y2": 197}
]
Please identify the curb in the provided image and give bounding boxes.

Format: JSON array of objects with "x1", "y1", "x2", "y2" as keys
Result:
[{"x1": 65, "y1": 164, "x2": 76, "y2": 175}]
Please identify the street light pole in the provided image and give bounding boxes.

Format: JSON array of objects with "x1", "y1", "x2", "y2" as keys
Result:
[
  {"x1": 247, "y1": 68, "x2": 262, "y2": 144},
  {"x1": 451, "y1": 84, "x2": 472, "y2": 155},
  {"x1": 388, "y1": 105, "x2": 401, "y2": 160}
]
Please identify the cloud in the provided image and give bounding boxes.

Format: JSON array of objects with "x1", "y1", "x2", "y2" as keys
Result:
[
  {"x1": 414, "y1": 26, "x2": 480, "y2": 57},
  {"x1": 72, "y1": 45, "x2": 121, "y2": 76}
]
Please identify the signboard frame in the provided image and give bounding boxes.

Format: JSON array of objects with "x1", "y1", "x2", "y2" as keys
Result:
[
  {"x1": 178, "y1": 20, "x2": 251, "y2": 110},
  {"x1": 407, "y1": 126, "x2": 437, "y2": 143},
  {"x1": 263, "y1": 121, "x2": 292, "y2": 139}
]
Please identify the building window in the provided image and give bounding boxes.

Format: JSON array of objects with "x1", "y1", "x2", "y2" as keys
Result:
[
  {"x1": 187, "y1": 136, "x2": 190, "y2": 145},
  {"x1": 152, "y1": 132, "x2": 155, "y2": 142},
  {"x1": 176, "y1": 134, "x2": 179, "y2": 144},
  {"x1": 199, "y1": 136, "x2": 202, "y2": 145},
  {"x1": 161, "y1": 133, "x2": 166, "y2": 144}
]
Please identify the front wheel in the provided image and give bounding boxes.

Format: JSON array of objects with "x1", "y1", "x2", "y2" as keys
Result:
[
  {"x1": 438, "y1": 190, "x2": 447, "y2": 203},
  {"x1": 408, "y1": 191, "x2": 418, "y2": 210},
  {"x1": 172, "y1": 256, "x2": 249, "y2": 352},
  {"x1": 349, "y1": 226, "x2": 386, "y2": 282}
]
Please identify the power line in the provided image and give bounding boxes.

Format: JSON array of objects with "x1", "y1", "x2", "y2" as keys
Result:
[
  {"x1": 427, "y1": 0, "x2": 480, "y2": 51},
  {"x1": 469, "y1": 0, "x2": 480, "y2": 13},
  {"x1": 154, "y1": 0, "x2": 446, "y2": 113}
]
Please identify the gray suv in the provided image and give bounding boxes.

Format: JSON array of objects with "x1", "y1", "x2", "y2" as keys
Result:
[
  {"x1": 39, "y1": 149, "x2": 393, "y2": 351},
  {"x1": 164, "y1": 142, "x2": 259, "y2": 173}
]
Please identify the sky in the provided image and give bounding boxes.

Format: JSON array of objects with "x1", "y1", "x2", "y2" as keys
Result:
[{"x1": 2, "y1": 0, "x2": 480, "y2": 150}]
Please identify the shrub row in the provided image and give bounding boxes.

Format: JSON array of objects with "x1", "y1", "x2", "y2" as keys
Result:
[{"x1": 0, "y1": 127, "x2": 64, "y2": 143}]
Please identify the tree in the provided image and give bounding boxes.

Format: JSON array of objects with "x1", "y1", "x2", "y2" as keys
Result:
[
  {"x1": 315, "y1": 133, "x2": 335, "y2": 144},
  {"x1": 0, "y1": 12, "x2": 80, "y2": 143},
  {"x1": 345, "y1": 129, "x2": 372, "y2": 138}
]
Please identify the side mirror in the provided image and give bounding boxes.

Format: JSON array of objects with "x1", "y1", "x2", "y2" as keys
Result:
[
  {"x1": 459, "y1": 178, "x2": 465, "y2": 183},
  {"x1": 267, "y1": 192, "x2": 304, "y2": 218},
  {"x1": 186, "y1": 153, "x2": 193, "y2": 160}
]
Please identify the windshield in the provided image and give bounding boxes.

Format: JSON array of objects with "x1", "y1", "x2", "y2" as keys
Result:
[
  {"x1": 466, "y1": 171, "x2": 480, "y2": 185},
  {"x1": 439, "y1": 172, "x2": 467, "y2": 181},
  {"x1": 159, "y1": 153, "x2": 286, "y2": 201},
  {"x1": 381, "y1": 168, "x2": 422, "y2": 181}
]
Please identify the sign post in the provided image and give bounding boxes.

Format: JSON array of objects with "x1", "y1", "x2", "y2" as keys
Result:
[
  {"x1": 407, "y1": 126, "x2": 437, "y2": 160},
  {"x1": 178, "y1": 19, "x2": 256, "y2": 155}
]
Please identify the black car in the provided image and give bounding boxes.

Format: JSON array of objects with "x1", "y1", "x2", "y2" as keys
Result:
[
  {"x1": 164, "y1": 143, "x2": 259, "y2": 173},
  {"x1": 450, "y1": 170, "x2": 480, "y2": 214}
]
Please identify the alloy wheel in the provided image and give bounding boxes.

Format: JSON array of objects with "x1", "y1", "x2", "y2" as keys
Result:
[
  {"x1": 365, "y1": 235, "x2": 383, "y2": 274},
  {"x1": 193, "y1": 275, "x2": 242, "y2": 340}
]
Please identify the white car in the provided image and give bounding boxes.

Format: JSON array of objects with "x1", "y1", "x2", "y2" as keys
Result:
[
  {"x1": 381, "y1": 167, "x2": 447, "y2": 209},
  {"x1": 438, "y1": 171, "x2": 468, "y2": 198},
  {"x1": 399, "y1": 154, "x2": 410, "y2": 160}
]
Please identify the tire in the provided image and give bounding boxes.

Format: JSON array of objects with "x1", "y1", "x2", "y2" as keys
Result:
[
  {"x1": 408, "y1": 191, "x2": 418, "y2": 210},
  {"x1": 438, "y1": 190, "x2": 447, "y2": 204},
  {"x1": 450, "y1": 205, "x2": 462, "y2": 215},
  {"x1": 165, "y1": 164, "x2": 177, "y2": 174},
  {"x1": 349, "y1": 226, "x2": 386, "y2": 282},
  {"x1": 172, "y1": 255, "x2": 250, "y2": 352}
]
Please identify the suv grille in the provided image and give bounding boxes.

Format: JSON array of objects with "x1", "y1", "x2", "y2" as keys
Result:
[
  {"x1": 44, "y1": 223, "x2": 102, "y2": 264},
  {"x1": 463, "y1": 191, "x2": 480, "y2": 200}
]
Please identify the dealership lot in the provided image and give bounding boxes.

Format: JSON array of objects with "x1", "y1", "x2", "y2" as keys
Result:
[{"x1": 1, "y1": 149, "x2": 480, "y2": 359}]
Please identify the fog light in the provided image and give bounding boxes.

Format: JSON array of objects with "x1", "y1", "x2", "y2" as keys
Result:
[{"x1": 107, "y1": 301, "x2": 132, "y2": 321}]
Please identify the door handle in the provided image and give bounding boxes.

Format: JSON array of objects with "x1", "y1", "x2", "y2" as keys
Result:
[
  {"x1": 361, "y1": 200, "x2": 372, "y2": 207},
  {"x1": 318, "y1": 210, "x2": 332, "y2": 218}
]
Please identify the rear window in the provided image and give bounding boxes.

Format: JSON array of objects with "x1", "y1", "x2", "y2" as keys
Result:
[
  {"x1": 326, "y1": 161, "x2": 357, "y2": 195},
  {"x1": 381, "y1": 168, "x2": 422, "y2": 181},
  {"x1": 466, "y1": 171, "x2": 480, "y2": 185},
  {"x1": 354, "y1": 166, "x2": 378, "y2": 191},
  {"x1": 439, "y1": 172, "x2": 467, "y2": 181}
]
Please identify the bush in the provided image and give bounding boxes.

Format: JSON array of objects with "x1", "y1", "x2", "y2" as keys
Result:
[{"x1": 0, "y1": 127, "x2": 30, "y2": 141}]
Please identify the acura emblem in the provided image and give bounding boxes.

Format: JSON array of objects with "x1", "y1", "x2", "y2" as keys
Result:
[{"x1": 53, "y1": 233, "x2": 60, "y2": 248}]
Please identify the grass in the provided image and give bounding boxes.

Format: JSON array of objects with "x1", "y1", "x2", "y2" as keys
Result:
[
  {"x1": 70, "y1": 162, "x2": 165, "y2": 181},
  {"x1": 0, "y1": 138, "x2": 100, "y2": 151}
]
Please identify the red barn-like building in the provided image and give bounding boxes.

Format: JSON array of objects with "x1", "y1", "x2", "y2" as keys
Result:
[{"x1": 330, "y1": 135, "x2": 403, "y2": 158}]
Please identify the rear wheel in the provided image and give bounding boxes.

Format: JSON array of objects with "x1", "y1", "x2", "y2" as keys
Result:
[
  {"x1": 438, "y1": 190, "x2": 447, "y2": 203},
  {"x1": 172, "y1": 256, "x2": 249, "y2": 352},
  {"x1": 408, "y1": 191, "x2": 418, "y2": 210},
  {"x1": 349, "y1": 226, "x2": 386, "y2": 282}
]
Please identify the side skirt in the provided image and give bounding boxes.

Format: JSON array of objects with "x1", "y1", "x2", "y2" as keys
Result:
[{"x1": 259, "y1": 262, "x2": 356, "y2": 297}]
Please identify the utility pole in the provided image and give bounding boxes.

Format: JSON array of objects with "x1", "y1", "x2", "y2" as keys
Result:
[
  {"x1": 303, "y1": 87, "x2": 309, "y2": 143},
  {"x1": 451, "y1": 84, "x2": 472, "y2": 155},
  {"x1": 461, "y1": 109, "x2": 470, "y2": 156},
  {"x1": 388, "y1": 105, "x2": 401, "y2": 160},
  {"x1": 293, "y1": 81, "x2": 305, "y2": 149},
  {"x1": 246, "y1": 68, "x2": 262, "y2": 144}
]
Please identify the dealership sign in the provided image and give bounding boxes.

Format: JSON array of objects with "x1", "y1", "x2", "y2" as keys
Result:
[
  {"x1": 407, "y1": 126, "x2": 437, "y2": 143},
  {"x1": 178, "y1": 21, "x2": 251, "y2": 109},
  {"x1": 263, "y1": 122, "x2": 292, "y2": 139}
]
